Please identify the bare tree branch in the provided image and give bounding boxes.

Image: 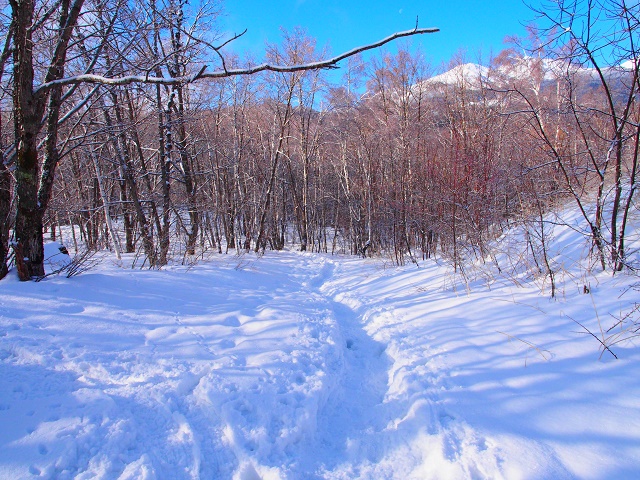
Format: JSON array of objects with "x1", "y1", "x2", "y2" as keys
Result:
[{"x1": 35, "y1": 27, "x2": 439, "y2": 92}]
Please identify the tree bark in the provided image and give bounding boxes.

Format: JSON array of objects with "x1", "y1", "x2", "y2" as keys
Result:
[
  {"x1": 11, "y1": 0, "x2": 85, "y2": 279},
  {"x1": 12, "y1": 0, "x2": 47, "y2": 278}
]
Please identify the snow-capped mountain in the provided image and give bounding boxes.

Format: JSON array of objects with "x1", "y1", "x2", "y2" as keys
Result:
[
  {"x1": 424, "y1": 63, "x2": 490, "y2": 86},
  {"x1": 420, "y1": 56, "x2": 635, "y2": 91}
]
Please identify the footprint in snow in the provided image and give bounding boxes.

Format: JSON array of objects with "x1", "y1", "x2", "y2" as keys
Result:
[
  {"x1": 219, "y1": 339, "x2": 235, "y2": 349},
  {"x1": 439, "y1": 411, "x2": 455, "y2": 425},
  {"x1": 222, "y1": 317, "x2": 241, "y2": 327}
]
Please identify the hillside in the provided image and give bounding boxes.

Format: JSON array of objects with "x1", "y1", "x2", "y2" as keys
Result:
[{"x1": 1, "y1": 207, "x2": 639, "y2": 479}]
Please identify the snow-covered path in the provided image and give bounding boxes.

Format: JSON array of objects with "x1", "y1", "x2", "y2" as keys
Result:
[
  {"x1": 305, "y1": 259, "x2": 513, "y2": 479},
  {"x1": 1, "y1": 248, "x2": 640, "y2": 479},
  {"x1": 295, "y1": 280, "x2": 391, "y2": 477}
]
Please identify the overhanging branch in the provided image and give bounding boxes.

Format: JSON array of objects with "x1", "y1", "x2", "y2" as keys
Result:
[{"x1": 35, "y1": 27, "x2": 439, "y2": 92}]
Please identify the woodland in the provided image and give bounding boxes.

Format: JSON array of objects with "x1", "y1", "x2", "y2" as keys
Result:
[{"x1": 1, "y1": 0, "x2": 639, "y2": 284}]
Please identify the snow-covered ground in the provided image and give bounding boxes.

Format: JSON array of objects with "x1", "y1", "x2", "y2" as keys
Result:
[{"x1": 1, "y1": 218, "x2": 640, "y2": 479}]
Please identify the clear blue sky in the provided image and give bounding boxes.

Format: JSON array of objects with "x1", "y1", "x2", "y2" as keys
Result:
[{"x1": 221, "y1": 0, "x2": 541, "y2": 73}]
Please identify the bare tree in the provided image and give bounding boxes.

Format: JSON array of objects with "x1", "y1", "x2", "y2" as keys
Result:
[
  {"x1": 526, "y1": 0, "x2": 640, "y2": 272},
  {"x1": 0, "y1": 12, "x2": 13, "y2": 279}
]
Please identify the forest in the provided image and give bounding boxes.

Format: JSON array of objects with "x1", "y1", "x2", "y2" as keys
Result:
[
  {"x1": 2, "y1": 2, "x2": 640, "y2": 477},
  {"x1": 1, "y1": 0, "x2": 639, "y2": 282}
]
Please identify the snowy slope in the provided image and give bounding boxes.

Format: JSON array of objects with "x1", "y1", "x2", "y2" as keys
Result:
[
  {"x1": 424, "y1": 63, "x2": 490, "y2": 86},
  {"x1": 420, "y1": 57, "x2": 625, "y2": 92},
  {"x1": 1, "y1": 218, "x2": 640, "y2": 479}
]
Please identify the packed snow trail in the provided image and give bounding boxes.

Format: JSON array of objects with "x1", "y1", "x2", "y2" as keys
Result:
[
  {"x1": 295, "y1": 258, "x2": 518, "y2": 480},
  {"x1": 294, "y1": 291, "x2": 391, "y2": 477},
  {"x1": 1, "y1": 246, "x2": 640, "y2": 478},
  {"x1": 0, "y1": 252, "x2": 510, "y2": 479}
]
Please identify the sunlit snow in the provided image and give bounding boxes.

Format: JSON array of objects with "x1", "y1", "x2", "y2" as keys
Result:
[{"x1": 1, "y1": 212, "x2": 639, "y2": 479}]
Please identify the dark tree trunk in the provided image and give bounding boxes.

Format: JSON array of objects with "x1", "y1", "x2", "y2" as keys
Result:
[
  {"x1": 0, "y1": 21, "x2": 13, "y2": 280},
  {"x1": 12, "y1": 0, "x2": 46, "y2": 278},
  {"x1": 11, "y1": 0, "x2": 85, "y2": 279},
  {"x1": 175, "y1": 89, "x2": 200, "y2": 256}
]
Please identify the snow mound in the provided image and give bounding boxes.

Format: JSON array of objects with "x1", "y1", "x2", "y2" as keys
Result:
[{"x1": 43, "y1": 241, "x2": 71, "y2": 274}]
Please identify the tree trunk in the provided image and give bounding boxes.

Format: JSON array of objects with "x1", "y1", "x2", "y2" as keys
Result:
[
  {"x1": 11, "y1": 0, "x2": 85, "y2": 279},
  {"x1": 0, "y1": 24, "x2": 13, "y2": 280},
  {"x1": 174, "y1": 87, "x2": 199, "y2": 256},
  {"x1": 89, "y1": 144, "x2": 122, "y2": 259},
  {"x1": 0, "y1": 157, "x2": 11, "y2": 280},
  {"x1": 12, "y1": 0, "x2": 46, "y2": 278}
]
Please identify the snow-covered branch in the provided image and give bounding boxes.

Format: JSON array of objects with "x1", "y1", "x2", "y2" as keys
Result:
[{"x1": 35, "y1": 27, "x2": 439, "y2": 93}]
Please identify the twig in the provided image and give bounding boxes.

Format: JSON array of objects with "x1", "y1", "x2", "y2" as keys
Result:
[
  {"x1": 497, "y1": 330, "x2": 553, "y2": 362},
  {"x1": 568, "y1": 315, "x2": 618, "y2": 360}
]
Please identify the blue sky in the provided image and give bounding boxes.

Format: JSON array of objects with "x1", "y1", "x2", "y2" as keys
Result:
[{"x1": 221, "y1": 0, "x2": 539, "y2": 74}]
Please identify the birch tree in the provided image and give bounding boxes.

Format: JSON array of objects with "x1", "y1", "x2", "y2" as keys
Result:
[{"x1": 526, "y1": 0, "x2": 640, "y2": 271}]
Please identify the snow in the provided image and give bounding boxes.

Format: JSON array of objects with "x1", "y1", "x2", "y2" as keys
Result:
[
  {"x1": 621, "y1": 59, "x2": 637, "y2": 70},
  {"x1": 421, "y1": 57, "x2": 597, "y2": 91},
  {"x1": 424, "y1": 63, "x2": 490, "y2": 87},
  {"x1": 1, "y1": 216, "x2": 640, "y2": 478},
  {"x1": 43, "y1": 242, "x2": 71, "y2": 274}
]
